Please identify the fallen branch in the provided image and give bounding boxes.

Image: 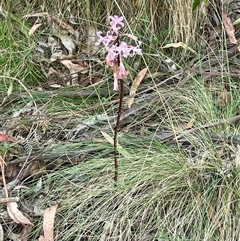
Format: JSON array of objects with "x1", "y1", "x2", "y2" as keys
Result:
[
  {"x1": 155, "y1": 114, "x2": 240, "y2": 143},
  {"x1": 0, "y1": 197, "x2": 20, "y2": 203},
  {"x1": 185, "y1": 66, "x2": 240, "y2": 78}
]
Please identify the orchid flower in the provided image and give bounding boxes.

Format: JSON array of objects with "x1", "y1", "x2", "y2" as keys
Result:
[
  {"x1": 109, "y1": 15, "x2": 124, "y2": 33},
  {"x1": 95, "y1": 15, "x2": 142, "y2": 90}
]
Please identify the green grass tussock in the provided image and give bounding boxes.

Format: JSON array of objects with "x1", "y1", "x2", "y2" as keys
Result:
[{"x1": 0, "y1": 14, "x2": 42, "y2": 86}]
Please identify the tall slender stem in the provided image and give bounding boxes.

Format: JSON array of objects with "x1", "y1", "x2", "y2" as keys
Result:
[{"x1": 113, "y1": 79, "x2": 124, "y2": 183}]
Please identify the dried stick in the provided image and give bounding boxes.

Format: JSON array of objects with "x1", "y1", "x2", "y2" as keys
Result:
[
  {"x1": 0, "y1": 197, "x2": 19, "y2": 203},
  {"x1": 0, "y1": 156, "x2": 9, "y2": 199}
]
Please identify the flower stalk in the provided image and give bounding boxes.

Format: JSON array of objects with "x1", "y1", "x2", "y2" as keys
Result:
[{"x1": 95, "y1": 15, "x2": 142, "y2": 183}]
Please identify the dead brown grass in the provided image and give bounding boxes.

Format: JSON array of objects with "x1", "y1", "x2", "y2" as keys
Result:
[
  {"x1": 2, "y1": 0, "x2": 204, "y2": 46},
  {"x1": 167, "y1": 0, "x2": 203, "y2": 44}
]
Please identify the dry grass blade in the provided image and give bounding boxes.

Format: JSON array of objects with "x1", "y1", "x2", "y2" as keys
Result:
[
  {"x1": 0, "y1": 197, "x2": 20, "y2": 203},
  {"x1": 0, "y1": 223, "x2": 3, "y2": 241},
  {"x1": 0, "y1": 156, "x2": 9, "y2": 199},
  {"x1": 100, "y1": 130, "x2": 130, "y2": 158}
]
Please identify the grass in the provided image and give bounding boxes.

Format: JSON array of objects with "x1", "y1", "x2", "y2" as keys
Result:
[
  {"x1": 16, "y1": 76, "x2": 240, "y2": 240},
  {"x1": 1, "y1": 0, "x2": 240, "y2": 240},
  {"x1": 20, "y1": 127, "x2": 240, "y2": 240},
  {"x1": 0, "y1": 14, "x2": 42, "y2": 87}
]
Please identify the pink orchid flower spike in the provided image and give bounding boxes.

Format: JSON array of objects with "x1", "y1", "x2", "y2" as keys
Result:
[{"x1": 95, "y1": 15, "x2": 142, "y2": 91}]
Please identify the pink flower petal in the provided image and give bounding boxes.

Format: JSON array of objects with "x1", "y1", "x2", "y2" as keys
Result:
[
  {"x1": 113, "y1": 75, "x2": 119, "y2": 91},
  {"x1": 109, "y1": 15, "x2": 124, "y2": 32},
  {"x1": 117, "y1": 61, "x2": 128, "y2": 79}
]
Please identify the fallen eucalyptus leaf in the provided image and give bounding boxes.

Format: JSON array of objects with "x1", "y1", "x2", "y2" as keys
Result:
[
  {"x1": 162, "y1": 42, "x2": 196, "y2": 54},
  {"x1": 7, "y1": 202, "x2": 33, "y2": 226},
  {"x1": 222, "y1": 12, "x2": 237, "y2": 44},
  {"x1": 38, "y1": 204, "x2": 58, "y2": 241},
  {"x1": 53, "y1": 29, "x2": 76, "y2": 55},
  {"x1": 128, "y1": 67, "x2": 147, "y2": 108}
]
